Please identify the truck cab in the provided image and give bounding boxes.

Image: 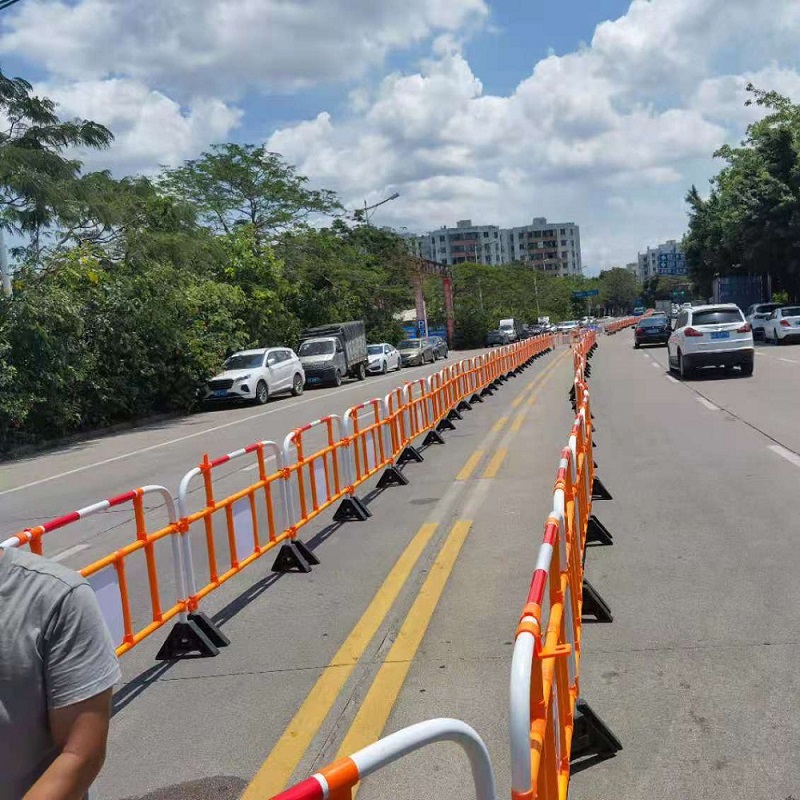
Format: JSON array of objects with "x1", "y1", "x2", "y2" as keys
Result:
[{"x1": 298, "y1": 321, "x2": 368, "y2": 387}]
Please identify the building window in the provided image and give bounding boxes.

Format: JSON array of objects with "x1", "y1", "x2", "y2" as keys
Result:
[
  {"x1": 561, "y1": 239, "x2": 567, "y2": 246},
  {"x1": 439, "y1": 235, "x2": 445, "y2": 242},
  {"x1": 483, "y1": 231, "x2": 489, "y2": 238},
  {"x1": 560, "y1": 228, "x2": 566, "y2": 234}
]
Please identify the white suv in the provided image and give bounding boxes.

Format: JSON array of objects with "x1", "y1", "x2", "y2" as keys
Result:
[
  {"x1": 205, "y1": 347, "x2": 305, "y2": 404},
  {"x1": 668, "y1": 304, "x2": 754, "y2": 378}
]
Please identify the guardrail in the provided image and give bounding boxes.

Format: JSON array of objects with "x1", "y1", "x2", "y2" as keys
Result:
[{"x1": 5, "y1": 334, "x2": 555, "y2": 659}]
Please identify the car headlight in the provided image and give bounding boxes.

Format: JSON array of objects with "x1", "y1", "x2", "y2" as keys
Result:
[{"x1": 235, "y1": 374, "x2": 251, "y2": 382}]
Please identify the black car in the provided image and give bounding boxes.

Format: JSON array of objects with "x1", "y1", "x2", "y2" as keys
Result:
[
  {"x1": 486, "y1": 329, "x2": 510, "y2": 347},
  {"x1": 426, "y1": 336, "x2": 449, "y2": 360},
  {"x1": 634, "y1": 315, "x2": 671, "y2": 348}
]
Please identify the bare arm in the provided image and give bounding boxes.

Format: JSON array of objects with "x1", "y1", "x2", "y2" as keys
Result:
[{"x1": 24, "y1": 688, "x2": 113, "y2": 800}]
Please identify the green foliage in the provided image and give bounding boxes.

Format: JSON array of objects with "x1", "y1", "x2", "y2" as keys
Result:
[
  {"x1": 684, "y1": 84, "x2": 800, "y2": 301},
  {"x1": 598, "y1": 267, "x2": 640, "y2": 313}
]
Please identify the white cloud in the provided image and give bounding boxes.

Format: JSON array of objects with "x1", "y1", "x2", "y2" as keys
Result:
[
  {"x1": 266, "y1": 0, "x2": 800, "y2": 269},
  {"x1": 40, "y1": 79, "x2": 242, "y2": 174},
  {"x1": 1, "y1": 0, "x2": 487, "y2": 97}
]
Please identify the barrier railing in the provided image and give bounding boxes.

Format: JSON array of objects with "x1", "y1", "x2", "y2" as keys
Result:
[
  {"x1": 509, "y1": 332, "x2": 620, "y2": 800},
  {"x1": 4, "y1": 334, "x2": 556, "y2": 660},
  {"x1": 2, "y1": 486, "x2": 189, "y2": 657},
  {"x1": 271, "y1": 718, "x2": 497, "y2": 800}
]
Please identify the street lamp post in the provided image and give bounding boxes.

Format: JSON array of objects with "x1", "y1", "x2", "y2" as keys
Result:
[{"x1": 355, "y1": 192, "x2": 400, "y2": 226}]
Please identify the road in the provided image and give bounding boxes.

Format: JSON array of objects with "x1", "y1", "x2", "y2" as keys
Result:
[{"x1": 13, "y1": 331, "x2": 800, "y2": 799}]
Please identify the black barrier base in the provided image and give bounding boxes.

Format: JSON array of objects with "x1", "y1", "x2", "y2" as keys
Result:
[
  {"x1": 272, "y1": 541, "x2": 314, "y2": 573},
  {"x1": 422, "y1": 430, "x2": 446, "y2": 446},
  {"x1": 156, "y1": 612, "x2": 230, "y2": 660},
  {"x1": 398, "y1": 444, "x2": 425, "y2": 464},
  {"x1": 569, "y1": 386, "x2": 576, "y2": 402},
  {"x1": 448, "y1": 407, "x2": 463, "y2": 422},
  {"x1": 592, "y1": 476, "x2": 613, "y2": 501},
  {"x1": 457, "y1": 399, "x2": 472, "y2": 413},
  {"x1": 494, "y1": 379, "x2": 504, "y2": 389},
  {"x1": 480, "y1": 385, "x2": 495, "y2": 397},
  {"x1": 437, "y1": 416, "x2": 457, "y2": 433},
  {"x1": 571, "y1": 699, "x2": 622, "y2": 761},
  {"x1": 592, "y1": 440, "x2": 597, "y2": 448},
  {"x1": 294, "y1": 539, "x2": 320, "y2": 566},
  {"x1": 470, "y1": 393, "x2": 483, "y2": 404},
  {"x1": 586, "y1": 515, "x2": 613, "y2": 546},
  {"x1": 377, "y1": 465, "x2": 409, "y2": 489},
  {"x1": 506, "y1": 371, "x2": 517, "y2": 379},
  {"x1": 333, "y1": 496, "x2": 371, "y2": 522},
  {"x1": 582, "y1": 579, "x2": 613, "y2": 622}
]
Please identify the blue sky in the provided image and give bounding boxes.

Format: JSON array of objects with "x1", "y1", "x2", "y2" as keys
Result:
[{"x1": 2, "y1": 0, "x2": 800, "y2": 273}]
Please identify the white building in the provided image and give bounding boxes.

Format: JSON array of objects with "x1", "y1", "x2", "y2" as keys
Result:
[
  {"x1": 406, "y1": 217, "x2": 582, "y2": 276},
  {"x1": 637, "y1": 240, "x2": 686, "y2": 283}
]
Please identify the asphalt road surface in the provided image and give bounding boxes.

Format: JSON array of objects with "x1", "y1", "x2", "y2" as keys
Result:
[{"x1": 11, "y1": 332, "x2": 800, "y2": 800}]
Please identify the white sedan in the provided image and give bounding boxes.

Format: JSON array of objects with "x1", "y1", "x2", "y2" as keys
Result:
[
  {"x1": 764, "y1": 306, "x2": 800, "y2": 345},
  {"x1": 367, "y1": 343, "x2": 401, "y2": 374}
]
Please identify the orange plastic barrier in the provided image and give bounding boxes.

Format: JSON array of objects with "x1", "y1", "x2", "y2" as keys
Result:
[{"x1": 509, "y1": 331, "x2": 620, "y2": 800}]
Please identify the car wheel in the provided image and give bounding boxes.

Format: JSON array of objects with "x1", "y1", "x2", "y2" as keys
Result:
[
  {"x1": 291, "y1": 373, "x2": 304, "y2": 396},
  {"x1": 255, "y1": 380, "x2": 269, "y2": 405},
  {"x1": 381, "y1": 360, "x2": 388, "y2": 374},
  {"x1": 357, "y1": 363, "x2": 366, "y2": 381},
  {"x1": 444, "y1": 349, "x2": 449, "y2": 359},
  {"x1": 395, "y1": 359, "x2": 402, "y2": 371},
  {"x1": 333, "y1": 371, "x2": 342, "y2": 387},
  {"x1": 678, "y1": 350, "x2": 692, "y2": 380},
  {"x1": 634, "y1": 342, "x2": 640, "y2": 349},
  {"x1": 740, "y1": 359, "x2": 754, "y2": 376}
]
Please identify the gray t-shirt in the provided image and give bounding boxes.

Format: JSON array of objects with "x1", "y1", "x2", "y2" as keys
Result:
[{"x1": 0, "y1": 547, "x2": 121, "y2": 799}]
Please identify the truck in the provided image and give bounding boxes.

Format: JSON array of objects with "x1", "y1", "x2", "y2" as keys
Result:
[
  {"x1": 655, "y1": 300, "x2": 672, "y2": 317},
  {"x1": 499, "y1": 318, "x2": 524, "y2": 343},
  {"x1": 712, "y1": 275, "x2": 770, "y2": 311},
  {"x1": 298, "y1": 320, "x2": 368, "y2": 387}
]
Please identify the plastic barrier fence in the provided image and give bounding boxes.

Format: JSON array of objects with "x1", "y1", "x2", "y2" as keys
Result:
[
  {"x1": 1, "y1": 486, "x2": 188, "y2": 657},
  {"x1": 271, "y1": 718, "x2": 497, "y2": 800},
  {"x1": 4, "y1": 334, "x2": 555, "y2": 658}
]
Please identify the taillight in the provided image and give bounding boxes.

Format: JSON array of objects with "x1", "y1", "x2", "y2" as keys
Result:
[
  {"x1": 684, "y1": 327, "x2": 703, "y2": 337},
  {"x1": 780, "y1": 319, "x2": 791, "y2": 328},
  {"x1": 737, "y1": 322, "x2": 752, "y2": 333}
]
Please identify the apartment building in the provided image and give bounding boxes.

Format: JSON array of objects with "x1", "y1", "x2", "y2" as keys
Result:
[
  {"x1": 406, "y1": 217, "x2": 582, "y2": 276},
  {"x1": 636, "y1": 240, "x2": 686, "y2": 283}
]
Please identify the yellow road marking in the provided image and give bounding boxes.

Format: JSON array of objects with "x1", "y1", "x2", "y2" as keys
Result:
[
  {"x1": 511, "y1": 392, "x2": 526, "y2": 409},
  {"x1": 526, "y1": 392, "x2": 539, "y2": 407},
  {"x1": 336, "y1": 520, "x2": 474, "y2": 759},
  {"x1": 510, "y1": 409, "x2": 528, "y2": 433},
  {"x1": 492, "y1": 416, "x2": 508, "y2": 433},
  {"x1": 456, "y1": 449, "x2": 484, "y2": 481},
  {"x1": 241, "y1": 521, "x2": 439, "y2": 799},
  {"x1": 482, "y1": 447, "x2": 509, "y2": 479}
]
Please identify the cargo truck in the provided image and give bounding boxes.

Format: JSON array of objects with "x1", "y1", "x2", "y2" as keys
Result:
[
  {"x1": 298, "y1": 321, "x2": 368, "y2": 387},
  {"x1": 499, "y1": 318, "x2": 524, "y2": 343}
]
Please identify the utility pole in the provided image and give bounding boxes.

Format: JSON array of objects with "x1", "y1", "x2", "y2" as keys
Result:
[
  {"x1": 356, "y1": 192, "x2": 400, "y2": 226},
  {"x1": 0, "y1": 230, "x2": 11, "y2": 297}
]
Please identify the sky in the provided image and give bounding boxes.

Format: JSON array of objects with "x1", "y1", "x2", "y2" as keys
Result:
[{"x1": 2, "y1": 0, "x2": 800, "y2": 275}]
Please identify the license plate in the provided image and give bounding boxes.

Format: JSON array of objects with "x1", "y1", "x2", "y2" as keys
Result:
[
  {"x1": 711, "y1": 331, "x2": 730, "y2": 340},
  {"x1": 307, "y1": 376, "x2": 321, "y2": 384},
  {"x1": 213, "y1": 389, "x2": 228, "y2": 397}
]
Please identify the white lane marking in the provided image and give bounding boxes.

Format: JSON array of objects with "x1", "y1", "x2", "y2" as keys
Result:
[
  {"x1": 755, "y1": 351, "x2": 764, "y2": 357},
  {"x1": 696, "y1": 398, "x2": 719, "y2": 411},
  {"x1": 666, "y1": 375, "x2": 680, "y2": 384},
  {"x1": 51, "y1": 543, "x2": 90, "y2": 563},
  {"x1": 650, "y1": 361, "x2": 661, "y2": 369},
  {"x1": 768, "y1": 444, "x2": 800, "y2": 468},
  {"x1": 779, "y1": 357, "x2": 797, "y2": 364},
  {"x1": 0, "y1": 363, "x2": 453, "y2": 498}
]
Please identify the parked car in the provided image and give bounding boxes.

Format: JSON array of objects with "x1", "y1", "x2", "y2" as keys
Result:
[
  {"x1": 299, "y1": 320, "x2": 368, "y2": 387},
  {"x1": 744, "y1": 302, "x2": 782, "y2": 340},
  {"x1": 556, "y1": 320, "x2": 579, "y2": 332},
  {"x1": 668, "y1": 304, "x2": 754, "y2": 378},
  {"x1": 525, "y1": 324, "x2": 544, "y2": 336},
  {"x1": 634, "y1": 316, "x2": 671, "y2": 348},
  {"x1": 398, "y1": 338, "x2": 435, "y2": 366},
  {"x1": 427, "y1": 336, "x2": 449, "y2": 360},
  {"x1": 205, "y1": 347, "x2": 305, "y2": 404},
  {"x1": 763, "y1": 305, "x2": 800, "y2": 344},
  {"x1": 632, "y1": 307, "x2": 646, "y2": 316},
  {"x1": 367, "y1": 343, "x2": 401, "y2": 373},
  {"x1": 485, "y1": 329, "x2": 510, "y2": 347}
]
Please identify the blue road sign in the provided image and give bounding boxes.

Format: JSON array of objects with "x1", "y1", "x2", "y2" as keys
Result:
[{"x1": 572, "y1": 289, "x2": 600, "y2": 299}]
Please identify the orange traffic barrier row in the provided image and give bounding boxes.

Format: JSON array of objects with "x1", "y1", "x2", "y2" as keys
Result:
[{"x1": 4, "y1": 334, "x2": 555, "y2": 659}]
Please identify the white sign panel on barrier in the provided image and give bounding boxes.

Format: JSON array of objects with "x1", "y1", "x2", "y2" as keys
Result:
[
  {"x1": 87, "y1": 566, "x2": 125, "y2": 647},
  {"x1": 232, "y1": 498, "x2": 256, "y2": 560},
  {"x1": 313, "y1": 458, "x2": 329, "y2": 504}
]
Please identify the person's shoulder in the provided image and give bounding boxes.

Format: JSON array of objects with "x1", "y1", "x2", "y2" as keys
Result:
[{"x1": 4, "y1": 547, "x2": 87, "y2": 593}]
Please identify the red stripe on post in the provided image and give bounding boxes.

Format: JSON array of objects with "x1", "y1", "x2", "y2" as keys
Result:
[
  {"x1": 542, "y1": 520, "x2": 559, "y2": 545},
  {"x1": 41, "y1": 511, "x2": 81, "y2": 533},
  {"x1": 528, "y1": 569, "x2": 548, "y2": 605},
  {"x1": 270, "y1": 776, "x2": 325, "y2": 800},
  {"x1": 106, "y1": 489, "x2": 139, "y2": 508},
  {"x1": 209, "y1": 454, "x2": 231, "y2": 468}
]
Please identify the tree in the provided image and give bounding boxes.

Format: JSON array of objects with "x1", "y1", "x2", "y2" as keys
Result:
[
  {"x1": 159, "y1": 144, "x2": 341, "y2": 253},
  {"x1": 0, "y1": 71, "x2": 113, "y2": 252},
  {"x1": 598, "y1": 267, "x2": 639, "y2": 313}
]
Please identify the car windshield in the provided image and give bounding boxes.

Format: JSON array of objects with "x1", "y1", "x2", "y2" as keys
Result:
[
  {"x1": 638, "y1": 319, "x2": 667, "y2": 328},
  {"x1": 367, "y1": 345, "x2": 383, "y2": 355},
  {"x1": 398, "y1": 339, "x2": 421, "y2": 350},
  {"x1": 692, "y1": 309, "x2": 743, "y2": 325},
  {"x1": 223, "y1": 353, "x2": 264, "y2": 370},
  {"x1": 299, "y1": 340, "x2": 335, "y2": 356},
  {"x1": 756, "y1": 304, "x2": 781, "y2": 313},
  {"x1": 782, "y1": 307, "x2": 800, "y2": 316}
]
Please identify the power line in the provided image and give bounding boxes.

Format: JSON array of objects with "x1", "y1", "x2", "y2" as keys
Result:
[{"x1": 0, "y1": 0, "x2": 24, "y2": 10}]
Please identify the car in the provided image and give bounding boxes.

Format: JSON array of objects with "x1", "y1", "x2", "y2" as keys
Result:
[
  {"x1": 525, "y1": 324, "x2": 544, "y2": 336},
  {"x1": 744, "y1": 303, "x2": 782, "y2": 340},
  {"x1": 397, "y1": 338, "x2": 435, "y2": 366},
  {"x1": 426, "y1": 336, "x2": 449, "y2": 360},
  {"x1": 485, "y1": 329, "x2": 510, "y2": 347},
  {"x1": 632, "y1": 307, "x2": 646, "y2": 316},
  {"x1": 668, "y1": 304, "x2": 754, "y2": 378},
  {"x1": 763, "y1": 305, "x2": 800, "y2": 344},
  {"x1": 556, "y1": 320, "x2": 579, "y2": 332},
  {"x1": 367, "y1": 343, "x2": 401, "y2": 373},
  {"x1": 205, "y1": 347, "x2": 305, "y2": 404},
  {"x1": 634, "y1": 315, "x2": 671, "y2": 348}
]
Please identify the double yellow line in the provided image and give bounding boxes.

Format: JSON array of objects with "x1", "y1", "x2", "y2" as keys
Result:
[{"x1": 242, "y1": 347, "x2": 570, "y2": 799}]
